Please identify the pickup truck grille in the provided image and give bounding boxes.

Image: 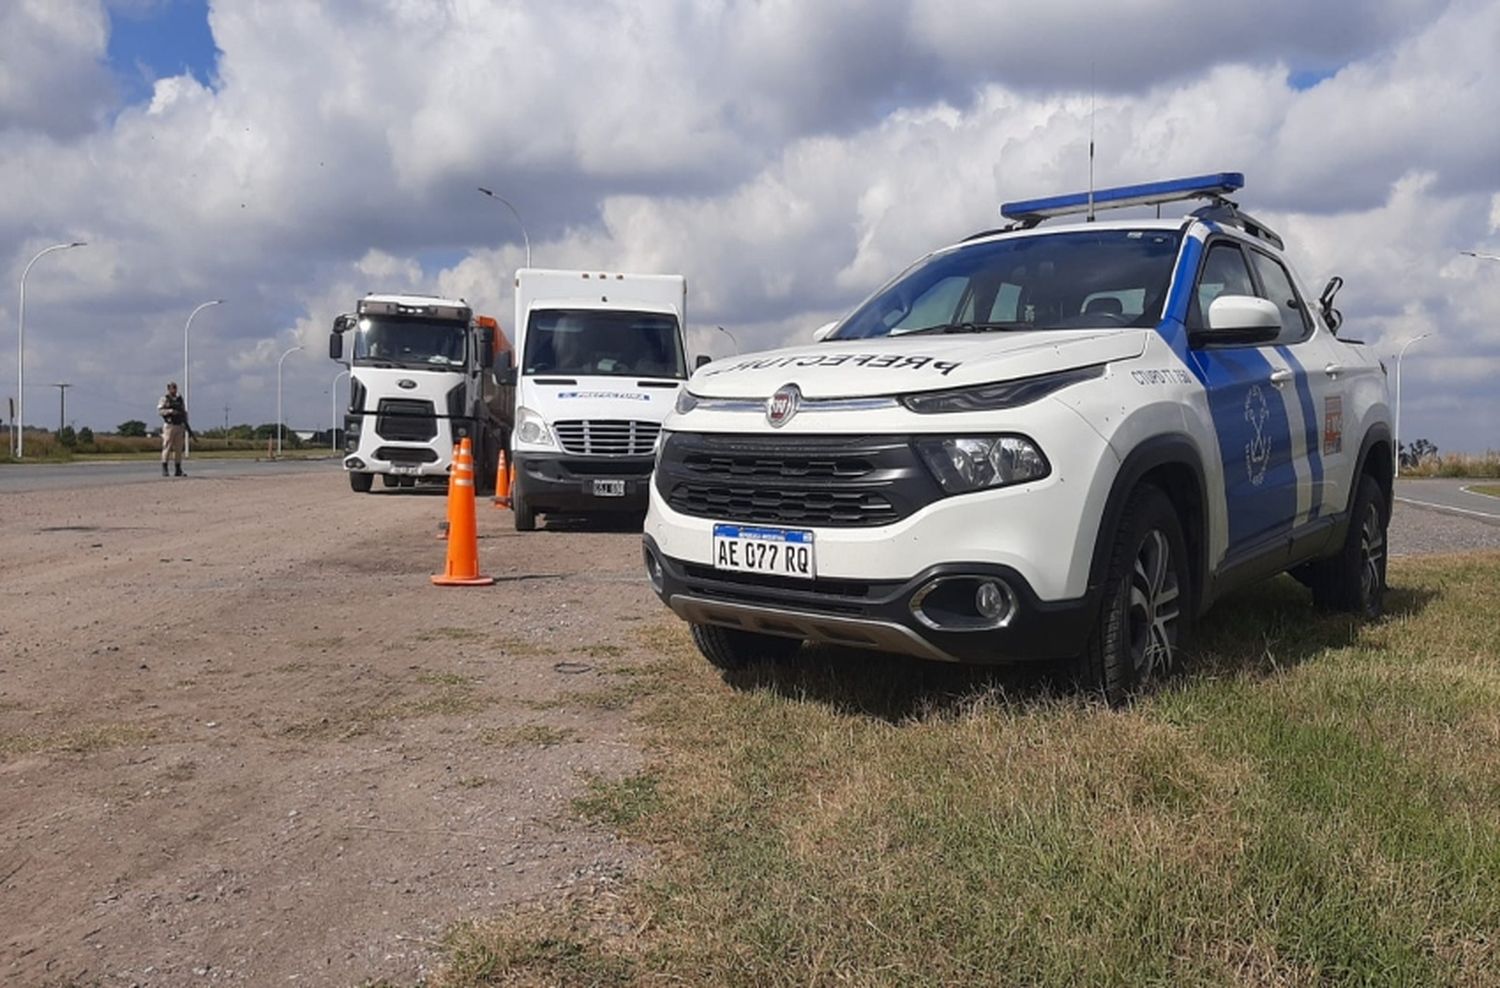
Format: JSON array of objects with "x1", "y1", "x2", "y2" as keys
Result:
[
  {"x1": 375, "y1": 399, "x2": 437, "y2": 442},
  {"x1": 554, "y1": 420, "x2": 659, "y2": 456},
  {"x1": 656, "y1": 433, "x2": 940, "y2": 528}
]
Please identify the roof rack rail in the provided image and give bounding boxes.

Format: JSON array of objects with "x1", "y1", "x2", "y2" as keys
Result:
[
  {"x1": 1188, "y1": 201, "x2": 1284, "y2": 251},
  {"x1": 1000, "y1": 172, "x2": 1245, "y2": 226}
]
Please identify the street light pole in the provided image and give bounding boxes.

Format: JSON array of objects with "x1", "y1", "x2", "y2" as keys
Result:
[
  {"x1": 331, "y1": 368, "x2": 350, "y2": 451},
  {"x1": 477, "y1": 187, "x2": 532, "y2": 267},
  {"x1": 276, "y1": 345, "x2": 303, "y2": 457},
  {"x1": 714, "y1": 325, "x2": 741, "y2": 354},
  {"x1": 15, "y1": 241, "x2": 85, "y2": 458},
  {"x1": 1393, "y1": 332, "x2": 1431, "y2": 478},
  {"x1": 183, "y1": 299, "x2": 224, "y2": 458}
]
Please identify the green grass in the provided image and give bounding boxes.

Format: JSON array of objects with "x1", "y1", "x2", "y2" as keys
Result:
[
  {"x1": 427, "y1": 554, "x2": 1500, "y2": 987},
  {"x1": 1470, "y1": 483, "x2": 1500, "y2": 499}
]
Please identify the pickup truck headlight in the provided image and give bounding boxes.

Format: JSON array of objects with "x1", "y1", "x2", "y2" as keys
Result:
[
  {"x1": 901, "y1": 365, "x2": 1104, "y2": 414},
  {"x1": 915, "y1": 436, "x2": 1049, "y2": 494},
  {"x1": 515, "y1": 406, "x2": 555, "y2": 448}
]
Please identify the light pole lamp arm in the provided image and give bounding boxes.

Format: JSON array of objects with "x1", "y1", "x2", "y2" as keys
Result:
[
  {"x1": 15, "y1": 240, "x2": 85, "y2": 458},
  {"x1": 477, "y1": 187, "x2": 532, "y2": 268}
]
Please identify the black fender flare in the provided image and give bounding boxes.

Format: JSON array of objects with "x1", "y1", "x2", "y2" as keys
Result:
[
  {"x1": 1086, "y1": 433, "x2": 1210, "y2": 615},
  {"x1": 1347, "y1": 422, "x2": 1393, "y2": 515}
]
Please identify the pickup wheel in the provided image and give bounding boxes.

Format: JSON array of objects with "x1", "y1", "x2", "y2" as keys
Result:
[
  {"x1": 513, "y1": 495, "x2": 537, "y2": 532},
  {"x1": 349, "y1": 471, "x2": 374, "y2": 493},
  {"x1": 1308, "y1": 474, "x2": 1387, "y2": 618},
  {"x1": 690, "y1": 623, "x2": 801, "y2": 671},
  {"x1": 1074, "y1": 485, "x2": 1191, "y2": 706}
]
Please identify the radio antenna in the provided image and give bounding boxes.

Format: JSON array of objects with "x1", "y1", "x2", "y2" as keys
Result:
[{"x1": 1087, "y1": 63, "x2": 1096, "y2": 222}]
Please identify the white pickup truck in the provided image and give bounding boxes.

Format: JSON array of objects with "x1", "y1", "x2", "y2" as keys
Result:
[{"x1": 644, "y1": 173, "x2": 1393, "y2": 703}]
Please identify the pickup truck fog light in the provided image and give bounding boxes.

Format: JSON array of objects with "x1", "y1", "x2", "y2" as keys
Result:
[
  {"x1": 643, "y1": 544, "x2": 665, "y2": 593},
  {"x1": 915, "y1": 436, "x2": 1049, "y2": 494},
  {"x1": 911, "y1": 576, "x2": 1017, "y2": 630}
]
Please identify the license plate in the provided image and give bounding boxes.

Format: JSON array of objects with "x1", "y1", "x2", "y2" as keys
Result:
[
  {"x1": 391, "y1": 465, "x2": 417, "y2": 474},
  {"x1": 712, "y1": 524, "x2": 815, "y2": 579},
  {"x1": 592, "y1": 479, "x2": 626, "y2": 497}
]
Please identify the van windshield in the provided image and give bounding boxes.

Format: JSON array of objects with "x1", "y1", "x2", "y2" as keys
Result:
[
  {"x1": 353, "y1": 316, "x2": 468, "y2": 367},
  {"x1": 831, "y1": 229, "x2": 1183, "y2": 340},
  {"x1": 524, "y1": 309, "x2": 686, "y2": 379}
]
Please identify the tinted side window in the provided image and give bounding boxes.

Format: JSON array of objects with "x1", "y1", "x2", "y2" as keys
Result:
[
  {"x1": 1188, "y1": 242, "x2": 1255, "y2": 330},
  {"x1": 1249, "y1": 250, "x2": 1312, "y2": 344}
]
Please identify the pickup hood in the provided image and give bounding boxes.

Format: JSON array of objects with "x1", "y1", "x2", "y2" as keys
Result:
[{"x1": 689, "y1": 330, "x2": 1149, "y2": 399}]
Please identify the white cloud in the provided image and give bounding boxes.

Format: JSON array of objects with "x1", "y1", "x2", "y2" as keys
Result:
[{"x1": 1, "y1": 0, "x2": 1497, "y2": 452}]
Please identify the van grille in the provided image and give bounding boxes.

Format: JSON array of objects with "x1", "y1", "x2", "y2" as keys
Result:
[{"x1": 554, "y1": 420, "x2": 659, "y2": 456}]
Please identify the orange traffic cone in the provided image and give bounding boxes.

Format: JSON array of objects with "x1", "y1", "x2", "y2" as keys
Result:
[
  {"x1": 432, "y1": 438, "x2": 494, "y2": 586},
  {"x1": 492, "y1": 448, "x2": 512, "y2": 509}
]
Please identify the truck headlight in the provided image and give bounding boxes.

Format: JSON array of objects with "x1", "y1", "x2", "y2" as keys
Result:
[
  {"x1": 515, "y1": 406, "x2": 555, "y2": 448},
  {"x1": 915, "y1": 436, "x2": 1049, "y2": 494}
]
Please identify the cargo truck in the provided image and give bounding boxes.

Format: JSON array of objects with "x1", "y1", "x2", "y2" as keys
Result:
[
  {"x1": 509, "y1": 268, "x2": 694, "y2": 530},
  {"x1": 330, "y1": 294, "x2": 513, "y2": 494}
]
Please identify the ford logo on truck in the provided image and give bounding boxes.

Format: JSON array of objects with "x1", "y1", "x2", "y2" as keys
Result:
[
  {"x1": 396, "y1": 379, "x2": 417, "y2": 390},
  {"x1": 766, "y1": 383, "x2": 801, "y2": 427}
]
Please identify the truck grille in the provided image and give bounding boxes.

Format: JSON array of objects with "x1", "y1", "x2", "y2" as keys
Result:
[
  {"x1": 554, "y1": 420, "x2": 659, "y2": 456},
  {"x1": 375, "y1": 399, "x2": 437, "y2": 442},
  {"x1": 656, "y1": 433, "x2": 941, "y2": 528}
]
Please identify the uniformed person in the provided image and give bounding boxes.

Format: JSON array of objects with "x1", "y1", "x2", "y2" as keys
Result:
[{"x1": 157, "y1": 381, "x2": 189, "y2": 476}]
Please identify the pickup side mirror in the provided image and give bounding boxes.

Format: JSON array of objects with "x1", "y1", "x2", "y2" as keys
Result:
[
  {"x1": 812, "y1": 320, "x2": 839, "y2": 342},
  {"x1": 695, "y1": 354, "x2": 712, "y2": 369},
  {"x1": 1192, "y1": 295, "x2": 1281, "y2": 347}
]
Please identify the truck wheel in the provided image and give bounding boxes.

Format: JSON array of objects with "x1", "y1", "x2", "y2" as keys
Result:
[
  {"x1": 349, "y1": 471, "x2": 374, "y2": 493},
  {"x1": 1073, "y1": 484, "x2": 1191, "y2": 706},
  {"x1": 1308, "y1": 474, "x2": 1387, "y2": 618},
  {"x1": 473, "y1": 430, "x2": 498, "y2": 497},
  {"x1": 513, "y1": 496, "x2": 537, "y2": 532},
  {"x1": 690, "y1": 623, "x2": 801, "y2": 671}
]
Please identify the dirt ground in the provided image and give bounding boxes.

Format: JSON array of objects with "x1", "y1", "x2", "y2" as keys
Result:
[
  {"x1": 2, "y1": 468, "x2": 1489, "y2": 986},
  {"x1": 1, "y1": 471, "x2": 657, "y2": 986}
]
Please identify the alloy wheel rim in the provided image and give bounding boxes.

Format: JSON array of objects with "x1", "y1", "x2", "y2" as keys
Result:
[
  {"x1": 1359, "y1": 502, "x2": 1385, "y2": 608},
  {"x1": 1127, "y1": 529, "x2": 1180, "y2": 680}
]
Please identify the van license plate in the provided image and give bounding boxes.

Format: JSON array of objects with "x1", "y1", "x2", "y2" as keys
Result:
[
  {"x1": 712, "y1": 524, "x2": 815, "y2": 579},
  {"x1": 593, "y1": 479, "x2": 626, "y2": 497}
]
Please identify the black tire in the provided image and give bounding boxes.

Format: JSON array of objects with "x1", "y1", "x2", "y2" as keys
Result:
[
  {"x1": 349, "y1": 471, "x2": 374, "y2": 493},
  {"x1": 513, "y1": 495, "x2": 537, "y2": 532},
  {"x1": 1308, "y1": 474, "x2": 1387, "y2": 618},
  {"x1": 1073, "y1": 484, "x2": 1192, "y2": 706},
  {"x1": 690, "y1": 623, "x2": 802, "y2": 671}
]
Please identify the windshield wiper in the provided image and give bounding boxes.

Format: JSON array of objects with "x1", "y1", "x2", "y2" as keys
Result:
[{"x1": 895, "y1": 320, "x2": 1032, "y2": 336}]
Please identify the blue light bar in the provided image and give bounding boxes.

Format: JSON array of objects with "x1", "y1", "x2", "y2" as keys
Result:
[{"x1": 1001, "y1": 172, "x2": 1245, "y2": 223}]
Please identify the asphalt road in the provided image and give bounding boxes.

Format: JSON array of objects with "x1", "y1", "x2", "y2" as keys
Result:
[
  {"x1": 0, "y1": 457, "x2": 339, "y2": 493},
  {"x1": 1394, "y1": 477, "x2": 1500, "y2": 524}
]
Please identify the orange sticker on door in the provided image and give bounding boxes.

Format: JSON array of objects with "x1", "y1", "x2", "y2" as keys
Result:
[{"x1": 1323, "y1": 395, "x2": 1343, "y2": 455}]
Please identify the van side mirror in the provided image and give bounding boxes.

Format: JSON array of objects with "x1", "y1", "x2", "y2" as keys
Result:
[
  {"x1": 695, "y1": 354, "x2": 712, "y2": 369},
  {"x1": 496, "y1": 364, "x2": 517, "y2": 386},
  {"x1": 812, "y1": 320, "x2": 839, "y2": 342},
  {"x1": 1192, "y1": 295, "x2": 1281, "y2": 347}
]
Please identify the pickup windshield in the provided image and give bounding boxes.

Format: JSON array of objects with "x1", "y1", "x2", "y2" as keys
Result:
[
  {"x1": 353, "y1": 316, "x2": 468, "y2": 367},
  {"x1": 831, "y1": 228, "x2": 1183, "y2": 340},
  {"x1": 524, "y1": 309, "x2": 686, "y2": 379}
]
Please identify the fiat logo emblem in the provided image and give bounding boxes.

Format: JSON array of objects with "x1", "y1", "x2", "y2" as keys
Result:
[
  {"x1": 396, "y1": 379, "x2": 417, "y2": 390},
  {"x1": 766, "y1": 383, "x2": 801, "y2": 427}
]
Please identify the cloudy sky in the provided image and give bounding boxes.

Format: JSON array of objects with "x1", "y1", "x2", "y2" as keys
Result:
[{"x1": 3, "y1": 0, "x2": 1498, "y2": 450}]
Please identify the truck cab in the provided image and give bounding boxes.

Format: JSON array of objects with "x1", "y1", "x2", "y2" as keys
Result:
[
  {"x1": 331, "y1": 294, "x2": 512, "y2": 494},
  {"x1": 509, "y1": 269, "x2": 690, "y2": 530}
]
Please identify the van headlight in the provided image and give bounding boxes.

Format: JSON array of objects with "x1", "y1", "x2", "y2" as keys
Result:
[
  {"x1": 515, "y1": 406, "x2": 555, "y2": 448},
  {"x1": 915, "y1": 436, "x2": 1049, "y2": 494},
  {"x1": 674, "y1": 389, "x2": 699, "y2": 415}
]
